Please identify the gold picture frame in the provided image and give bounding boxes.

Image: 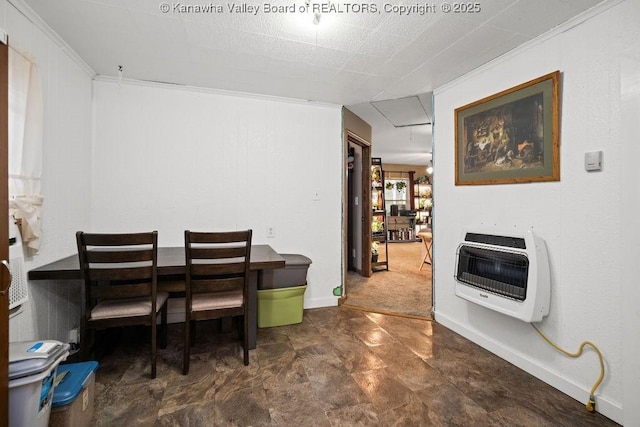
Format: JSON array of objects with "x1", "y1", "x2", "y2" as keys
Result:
[{"x1": 455, "y1": 71, "x2": 560, "y2": 185}]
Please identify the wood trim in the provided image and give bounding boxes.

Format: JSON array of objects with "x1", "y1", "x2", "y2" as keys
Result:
[
  {"x1": 0, "y1": 37, "x2": 9, "y2": 426},
  {"x1": 361, "y1": 145, "x2": 372, "y2": 276},
  {"x1": 345, "y1": 129, "x2": 371, "y2": 147},
  {"x1": 346, "y1": 131, "x2": 372, "y2": 277},
  {"x1": 343, "y1": 133, "x2": 350, "y2": 289},
  {"x1": 343, "y1": 127, "x2": 373, "y2": 299}
]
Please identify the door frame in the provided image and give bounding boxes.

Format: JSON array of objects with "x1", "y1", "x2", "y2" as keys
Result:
[
  {"x1": 341, "y1": 130, "x2": 371, "y2": 303},
  {"x1": 1, "y1": 34, "x2": 10, "y2": 425}
]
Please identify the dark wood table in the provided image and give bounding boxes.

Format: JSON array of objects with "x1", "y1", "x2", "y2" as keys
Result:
[{"x1": 28, "y1": 245, "x2": 285, "y2": 349}]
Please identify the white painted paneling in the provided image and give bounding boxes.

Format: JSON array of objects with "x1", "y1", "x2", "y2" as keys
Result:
[
  {"x1": 92, "y1": 80, "x2": 342, "y2": 308},
  {"x1": 620, "y1": 29, "x2": 640, "y2": 427},
  {"x1": 432, "y1": 1, "x2": 638, "y2": 424},
  {"x1": 3, "y1": 0, "x2": 93, "y2": 343}
]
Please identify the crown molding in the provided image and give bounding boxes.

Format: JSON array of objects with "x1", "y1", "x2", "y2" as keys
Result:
[
  {"x1": 8, "y1": 0, "x2": 95, "y2": 77},
  {"x1": 92, "y1": 75, "x2": 342, "y2": 109}
]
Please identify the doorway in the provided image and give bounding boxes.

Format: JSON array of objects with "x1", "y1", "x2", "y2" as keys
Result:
[
  {"x1": 344, "y1": 162, "x2": 433, "y2": 318},
  {"x1": 342, "y1": 96, "x2": 433, "y2": 318},
  {"x1": 344, "y1": 131, "x2": 372, "y2": 280}
]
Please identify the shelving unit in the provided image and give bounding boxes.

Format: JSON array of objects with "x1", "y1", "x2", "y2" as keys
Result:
[
  {"x1": 414, "y1": 176, "x2": 432, "y2": 233},
  {"x1": 387, "y1": 216, "x2": 417, "y2": 241},
  {"x1": 371, "y1": 158, "x2": 388, "y2": 271}
]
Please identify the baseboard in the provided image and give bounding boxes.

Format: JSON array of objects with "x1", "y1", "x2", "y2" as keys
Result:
[{"x1": 434, "y1": 310, "x2": 623, "y2": 425}]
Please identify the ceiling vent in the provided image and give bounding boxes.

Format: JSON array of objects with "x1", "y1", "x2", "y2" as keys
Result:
[{"x1": 371, "y1": 95, "x2": 432, "y2": 128}]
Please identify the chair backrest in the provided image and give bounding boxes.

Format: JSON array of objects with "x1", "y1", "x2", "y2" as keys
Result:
[
  {"x1": 76, "y1": 231, "x2": 159, "y2": 305},
  {"x1": 184, "y1": 230, "x2": 252, "y2": 298}
]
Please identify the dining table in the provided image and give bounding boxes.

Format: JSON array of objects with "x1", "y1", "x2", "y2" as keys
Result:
[{"x1": 28, "y1": 245, "x2": 286, "y2": 350}]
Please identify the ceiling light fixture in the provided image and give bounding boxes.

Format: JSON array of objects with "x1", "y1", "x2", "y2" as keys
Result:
[
  {"x1": 303, "y1": 0, "x2": 336, "y2": 26},
  {"x1": 426, "y1": 162, "x2": 433, "y2": 175}
]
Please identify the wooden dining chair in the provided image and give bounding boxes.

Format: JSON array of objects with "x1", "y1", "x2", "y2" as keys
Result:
[
  {"x1": 76, "y1": 231, "x2": 169, "y2": 378},
  {"x1": 183, "y1": 229, "x2": 252, "y2": 375}
]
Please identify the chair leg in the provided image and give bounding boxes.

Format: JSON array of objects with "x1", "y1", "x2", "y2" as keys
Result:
[
  {"x1": 183, "y1": 316, "x2": 190, "y2": 375},
  {"x1": 151, "y1": 318, "x2": 157, "y2": 379},
  {"x1": 243, "y1": 314, "x2": 249, "y2": 366},
  {"x1": 160, "y1": 303, "x2": 168, "y2": 349}
]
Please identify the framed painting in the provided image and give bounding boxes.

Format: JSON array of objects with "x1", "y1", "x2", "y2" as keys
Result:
[{"x1": 455, "y1": 71, "x2": 560, "y2": 185}]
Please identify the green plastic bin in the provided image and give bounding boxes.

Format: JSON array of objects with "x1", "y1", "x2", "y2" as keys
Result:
[{"x1": 257, "y1": 284, "x2": 307, "y2": 328}]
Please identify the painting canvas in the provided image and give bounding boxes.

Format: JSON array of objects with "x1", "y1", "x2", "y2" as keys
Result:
[{"x1": 455, "y1": 71, "x2": 560, "y2": 185}]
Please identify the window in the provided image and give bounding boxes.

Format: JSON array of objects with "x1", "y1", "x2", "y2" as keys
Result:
[
  {"x1": 383, "y1": 174, "x2": 410, "y2": 215},
  {"x1": 8, "y1": 47, "x2": 43, "y2": 253}
]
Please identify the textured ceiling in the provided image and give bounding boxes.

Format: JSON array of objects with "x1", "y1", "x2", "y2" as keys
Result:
[{"x1": 19, "y1": 0, "x2": 605, "y2": 164}]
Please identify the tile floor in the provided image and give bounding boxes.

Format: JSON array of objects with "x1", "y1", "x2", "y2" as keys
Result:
[{"x1": 90, "y1": 306, "x2": 618, "y2": 426}]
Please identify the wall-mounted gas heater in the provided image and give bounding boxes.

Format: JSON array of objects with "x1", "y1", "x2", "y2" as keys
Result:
[{"x1": 455, "y1": 227, "x2": 550, "y2": 323}]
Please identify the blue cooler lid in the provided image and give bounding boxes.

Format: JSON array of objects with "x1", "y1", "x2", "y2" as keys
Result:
[{"x1": 52, "y1": 361, "x2": 99, "y2": 408}]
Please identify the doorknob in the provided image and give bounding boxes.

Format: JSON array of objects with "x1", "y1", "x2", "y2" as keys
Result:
[{"x1": 0, "y1": 259, "x2": 11, "y2": 296}]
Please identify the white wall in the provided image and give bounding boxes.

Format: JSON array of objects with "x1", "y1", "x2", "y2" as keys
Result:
[
  {"x1": 620, "y1": 36, "x2": 640, "y2": 427},
  {"x1": 432, "y1": 1, "x2": 639, "y2": 424},
  {"x1": 92, "y1": 79, "x2": 342, "y2": 308},
  {"x1": 2, "y1": 0, "x2": 93, "y2": 343}
]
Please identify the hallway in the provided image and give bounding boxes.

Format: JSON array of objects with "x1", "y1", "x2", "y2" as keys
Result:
[{"x1": 344, "y1": 241, "x2": 432, "y2": 318}]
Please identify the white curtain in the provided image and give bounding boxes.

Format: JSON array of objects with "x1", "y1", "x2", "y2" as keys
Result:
[{"x1": 8, "y1": 47, "x2": 44, "y2": 253}]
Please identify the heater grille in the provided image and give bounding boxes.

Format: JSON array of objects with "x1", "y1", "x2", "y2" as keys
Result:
[{"x1": 457, "y1": 246, "x2": 529, "y2": 300}]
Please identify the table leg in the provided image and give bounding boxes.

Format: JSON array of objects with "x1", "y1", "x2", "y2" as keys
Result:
[
  {"x1": 247, "y1": 271, "x2": 258, "y2": 350},
  {"x1": 419, "y1": 239, "x2": 432, "y2": 270}
]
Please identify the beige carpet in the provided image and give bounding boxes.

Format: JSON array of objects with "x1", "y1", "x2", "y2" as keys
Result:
[{"x1": 344, "y1": 241, "x2": 433, "y2": 318}]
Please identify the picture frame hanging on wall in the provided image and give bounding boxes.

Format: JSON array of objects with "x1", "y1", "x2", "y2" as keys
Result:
[{"x1": 455, "y1": 71, "x2": 560, "y2": 185}]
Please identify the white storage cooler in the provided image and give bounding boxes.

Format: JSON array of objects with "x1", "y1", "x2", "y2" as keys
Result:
[{"x1": 9, "y1": 340, "x2": 70, "y2": 427}]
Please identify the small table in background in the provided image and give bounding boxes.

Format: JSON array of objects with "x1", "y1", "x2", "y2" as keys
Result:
[{"x1": 417, "y1": 231, "x2": 432, "y2": 270}]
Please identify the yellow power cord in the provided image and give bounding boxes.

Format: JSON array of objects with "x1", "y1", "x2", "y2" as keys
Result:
[{"x1": 530, "y1": 323, "x2": 605, "y2": 413}]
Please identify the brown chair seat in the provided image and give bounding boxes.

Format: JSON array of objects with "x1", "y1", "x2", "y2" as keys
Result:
[
  {"x1": 90, "y1": 293, "x2": 169, "y2": 320},
  {"x1": 192, "y1": 291, "x2": 242, "y2": 312}
]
